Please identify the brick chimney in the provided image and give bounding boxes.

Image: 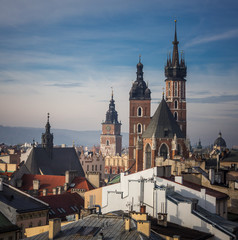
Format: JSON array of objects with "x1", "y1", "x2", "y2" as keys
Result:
[
  {"x1": 137, "y1": 220, "x2": 151, "y2": 238},
  {"x1": 49, "y1": 218, "x2": 61, "y2": 239},
  {"x1": 33, "y1": 179, "x2": 40, "y2": 190}
]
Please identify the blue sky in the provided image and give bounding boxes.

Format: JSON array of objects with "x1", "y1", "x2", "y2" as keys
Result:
[{"x1": 0, "y1": 0, "x2": 238, "y2": 147}]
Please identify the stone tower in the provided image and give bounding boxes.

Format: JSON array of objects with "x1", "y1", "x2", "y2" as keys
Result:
[
  {"x1": 41, "y1": 113, "x2": 53, "y2": 158},
  {"x1": 165, "y1": 20, "x2": 187, "y2": 138},
  {"x1": 129, "y1": 57, "x2": 151, "y2": 172},
  {"x1": 100, "y1": 90, "x2": 122, "y2": 156}
]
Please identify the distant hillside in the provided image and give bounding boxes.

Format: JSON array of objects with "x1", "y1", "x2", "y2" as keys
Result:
[{"x1": 0, "y1": 125, "x2": 129, "y2": 148}]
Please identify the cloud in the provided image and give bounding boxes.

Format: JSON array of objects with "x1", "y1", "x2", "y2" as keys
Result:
[
  {"x1": 185, "y1": 29, "x2": 238, "y2": 47},
  {"x1": 188, "y1": 94, "x2": 238, "y2": 104},
  {"x1": 47, "y1": 82, "x2": 82, "y2": 88}
]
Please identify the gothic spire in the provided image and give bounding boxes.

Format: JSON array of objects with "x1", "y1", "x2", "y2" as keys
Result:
[
  {"x1": 104, "y1": 90, "x2": 119, "y2": 124},
  {"x1": 172, "y1": 19, "x2": 179, "y2": 67}
]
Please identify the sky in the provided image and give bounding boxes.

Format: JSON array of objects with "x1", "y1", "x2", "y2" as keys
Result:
[{"x1": 0, "y1": 0, "x2": 238, "y2": 147}]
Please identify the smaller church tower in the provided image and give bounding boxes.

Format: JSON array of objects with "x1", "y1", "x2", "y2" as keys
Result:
[
  {"x1": 100, "y1": 90, "x2": 122, "y2": 156},
  {"x1": 41, "y1": 113, "x2": 53, "y2": 158},
  {"x1": 129, "y1": 56, "x2": 151, "y2": 172},
  {"x1": 165, "y1": 20, "x2": 187, "y2": 138}
]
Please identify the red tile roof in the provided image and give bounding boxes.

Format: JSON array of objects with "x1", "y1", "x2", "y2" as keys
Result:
[
  {"x1": 70, "y1": 176, "x2": 95, "y2": 191},
  {"x1": 20, "y1": 174, "x2": 95, "y2": 196},
  {"x1": 38, "y1": 192, "x2": 84, "y2": 220}
]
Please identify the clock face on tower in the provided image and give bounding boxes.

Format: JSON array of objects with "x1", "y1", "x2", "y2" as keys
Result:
[{"x1": 106, "y1": 126, "x2": 111, "y2": 132}]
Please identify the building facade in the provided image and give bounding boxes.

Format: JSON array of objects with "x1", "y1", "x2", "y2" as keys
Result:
[
  {"x1": 100, "y1": 91, "x2": 122, "y2": 157},
  {"x1": 129, "y1": 57, "x2": 151, "y2": 172},
  {"x1": 165, "y1": 20, "x2": 187, "y2": 138}
]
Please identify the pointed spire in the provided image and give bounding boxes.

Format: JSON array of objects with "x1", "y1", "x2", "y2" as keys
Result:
[{"x1": 172, "y1": 19, "x2": 179, "y2": 67}]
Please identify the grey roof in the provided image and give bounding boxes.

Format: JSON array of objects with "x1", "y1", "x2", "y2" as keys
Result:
[
  {"x1": 0, "y1": 212, "x2": 20, "y2": 233},
  {"x1": 25, "y1": 147, "x2": 85, "y2": 176},
  {"x1": 193, "y1": 205, "x2": 238, "y2": 238},
  {"x1": 25, "y1": 214, "x2": 162, "y2": 240},
  {"x1": 167, "y1": 191, "x2": 238, "y2": 238},
  {"x1": 142, "y1": 98, "x2": 184, "y2": 139},
  {"x1": 214, "y1": 132, "x2": 226, "y2": 148},
  {"x1": 0, "y1": 183, "x2": 48, "y2": 214}
]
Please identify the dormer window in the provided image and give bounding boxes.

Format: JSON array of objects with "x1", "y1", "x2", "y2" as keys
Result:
[{"x1": 164, "y1": 128, "x2": 169, "y2": 137}]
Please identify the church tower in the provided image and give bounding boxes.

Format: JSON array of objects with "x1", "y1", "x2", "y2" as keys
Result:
[
  {"x1": 100, "y1": 90, "x2": 122, "y2": 156},
  {"x1": 129, "y1": 57, "x2": 151, "y2": 171},
  {"x1": 41, "y1": 113, "x2": 53, "y2": 158},
  {"x1": 165, "y1": 20, "x2": 187, "y2": 138}
]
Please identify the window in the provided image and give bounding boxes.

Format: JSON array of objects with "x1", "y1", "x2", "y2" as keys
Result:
[
  {"x1": 95, "y1": 165, "x2": 97, "y2": 171},
  {"x1": 100, "y1": 165, "x2": 102, "y2": 171},
  {"x1": 160, "y1": 144, "x2": 168, "y2": 159},
  {"x1": 92, "y1": 165, "x2": 94, "y2": 171},
  {"x1": 174, "y1": 82, "x2": 178, "y2": 97},
  {"x1": 87, "y1": 165, "x2": 89, "y2": 171},
  {"x1": 174, "y1": 112, "x2": 178, "y2": 121},
  {"x1": 145, "y1": 144, "x2": 151, "y2": 169},
  {"x1": 137, "y1": 123, "x2": 142, "y2": 133},
  {"x1": 137, "y1": 107, "x2": 142, "y2": 117},
  {"x1": 106, "y1": 140, "x2": 109, "y2": 146},
  {"x1": 168, "y1": 82, "x2": 171, "y2": 96},
  {"x1": 174, "y1": 100, "x2": 178, "y2": 109},
  {"x1": 38, "y1": 220, "x2": 42, "y2": 226}
]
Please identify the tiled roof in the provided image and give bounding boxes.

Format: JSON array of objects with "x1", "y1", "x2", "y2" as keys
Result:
[
  {"x1": 70, "y1": 176, "x2": 95, "y2": 191},
  {"x1": 20, "y1": 174, "x2": 94, "y2": 196},
  {"x1": 25, "y1": 147, "x2": 85, "y2": 176},
  {"x1": 38, "y1": 193, "x2": 84, "y2": 220},
  {"x1": 0, "y1": 182, "x2": 48, "y2": 216},
  {"x1": 21, "y1": 174, "x2": 65, "y2": 196},
  {"x1": 142, "y1": 98, "x2": 184, "y2": 139}
]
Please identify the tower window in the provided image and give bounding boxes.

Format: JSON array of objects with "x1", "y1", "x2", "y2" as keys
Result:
[
  {"x1": 174, "y1": 112, "x2": 178, "y2": 121},
  {"x1": 137, "y1": 123, "x2": 142, "y2": 133},
  {"x1": 174, "y1": 82, "x2": 178, "y2": 97},
  {"x1": 174, "y1": 100, "x2": 178, "y2": 109},
  {"x1": 168, "y1": 82, "x2": 171, "y2": 96},
  {"x1": 106, "y1": 140, "x2": 109, "y2": 146},
  {"x1": 137, "y1": 107, "x2": 143, "y2": 117}
]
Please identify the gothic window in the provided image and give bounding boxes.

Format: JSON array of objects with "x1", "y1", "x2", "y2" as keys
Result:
[
  {"x1": 174, "y1": 112, "x2": 178, "y2": 121},
  {"x1": 181, "y1": 82, "x2": 184, "y2": 98},
  {"x1": 168, "y1": 82, "x2": 171, "y2": 96},
  {"x1": 100, "y1": 165, "x2": 102, "y2": 171},
  {"x1": 137, "y1": 107, "x2": 143, "y2": 117},
  {"x1": 92, "y1": 165, "x2": 94, "y2": 171},
  {"x1": 174, "y1": 100, "x2": 178, "y2": 109},
  {"x1": 95, "y1": 165, "x2": 97, "y2": 171},
  {"x1": 87, "y1": 165, "x2": 89, "y2": 171},
  {"x1": 145, "y1": 144, "x2": 151, "y2": 169},
  {"x1": 137, "y1": 123, "x2": 142, "y2": 133},
  {"x1": 106, "y1": 140, "x2": 109, "y2": 146},
  {"x1": 160, "y1": 144, "x2": 168, "y2": 159},
  {"x1": 174, "y1": 82, "x2": 178, "y2": 97}
]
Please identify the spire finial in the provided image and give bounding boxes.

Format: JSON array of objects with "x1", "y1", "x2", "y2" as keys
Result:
[
  {"x1": 139, "y1": 54, "x2": 141, "y2": 63},
  {"x1": 47, "y1": 113, "x2": 50, "y2": 123},
  {"x1": 111, "y1": 87, "x2": 113, "y2": 99},
  {"x1": 162, "y1": 87, "x2": 165, "y2": 99}
]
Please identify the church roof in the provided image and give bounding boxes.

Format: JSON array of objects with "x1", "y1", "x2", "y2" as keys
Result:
[
  {"x1": 24, "y1": 147, "x2": 85, "y2": 176},
  {"x1": 142, "y1": 97, "x2": 184, "y2": 139},
  {"x1": 214, "y1": 132, "x2": 226, "y2": 148}
]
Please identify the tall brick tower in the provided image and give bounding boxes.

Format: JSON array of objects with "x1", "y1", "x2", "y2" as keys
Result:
[
  {"x1": 165, "y1": 20, "x2": 187, "y2": 138},
  {"x1": 129, "y1": 57, "x2": 151, "y2": 172},
  {"x1": 100, "y1": 91, "x2": 122, "y2": 156}
]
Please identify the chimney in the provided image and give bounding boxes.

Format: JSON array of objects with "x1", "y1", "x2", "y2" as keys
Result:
[
  {"x1": 0, "y1": 178, "x2": 3, "y2": 191},
  {"x1": 65, "y1": 170, "x2": 78, "y2": 185},
  {"x1": 64, "y1": 183, "x2": 68, "y2": 192},
  {"x1": 49, "y1": 218, "x2": 61, "y2": 239},
  {"x1": 43, "y1": 188, "x2": 48, "y2": 196},
  {"x1": 33, "y1": 179, "x2": 40, "y2": 190},
  {"x1": 175, "y1": 175, "x2": 183, "y2": 184},
  {"x1": 125, "y1": 218, "x2": 131, "y2": 231},
  {"x1": 53, "y1": 188, "x2": 57, "y2": 195},
  {"x1": 137, "y1": 220, "x2": 151, "y2": 238},
  {"x1": 140, "y1": 205, "x2": 146, "y2": 214},
  {"x1": 57, "y1": 186, "x2": 62, "y2": 195}
]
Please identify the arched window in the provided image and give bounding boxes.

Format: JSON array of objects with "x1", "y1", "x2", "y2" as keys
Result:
[
  {"x1": 145, "y1": 144, "x2": 151, "y2": 169},
  {"x1": 174, "y1": 100, "x2": 178, "y2": 109},
  {"x1": 160, "y1": 144, "x2": 168, "y2": 159},
  {"x1": 137, "y1": 107, "x2": 142, "y2": 117},
  {"x1": 168, "y1": 82, "x2": 171, "y2": 96},
  {"x1": 174, "y1": 112, "x2": 178, "y2": 121},
  {"x1": 137, "y1": 123, "x2": 142, "y2": 133},
  {"x1": 106, "y1": 140, "x2": 109, "y2": 146}
]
